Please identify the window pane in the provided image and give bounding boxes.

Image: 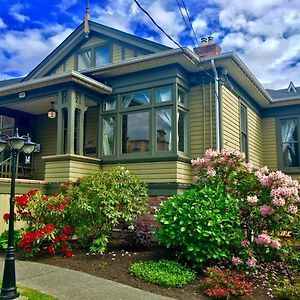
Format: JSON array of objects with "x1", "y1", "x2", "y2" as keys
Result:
[
  {"x1": 156, "y1": 109, "x2": 172, "y2": 151},
  {"x1": 123, "y1": 91, "x2": 150, "y2": 108},
  {"x1": 156, "y1": 87, "x2": 171, "y2": 103},
  {"x1": 178, "y1": 110, "x2": 187, "y2": 152},
  {"x1": 281, "y1": 119, "x2": 299, "y2": 167},
  {"x1": 122, "y1": 112, "x2": 149, "y2": 153},
  {"x1": 103, "y1": 116, "x2": 115, "y2": 156},
  {"x1": 104, "y1": 100, "x2": 116, "y2": 111},
  {"x1": 240, "y1": 105, "x2": 247, "y2": 133},
  {"x1": 96, "y1": 47, "x2": 110, "y2": 66},
  {"x1": 78, "y1": 50, "x2": 92, "y2": 70},
  {"x1": 241, "y1": 133, "x2": 247, "y2": 155},
  {"x1": 178, "y1": 89, "x2": 186, "y2": 104}
]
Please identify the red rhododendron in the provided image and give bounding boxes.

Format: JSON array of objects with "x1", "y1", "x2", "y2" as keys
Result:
[
  {"x1": 60, "y1": 233, "x2": 68, "y2": 242},
  {"x1": 15, "y1": 194, "x2": 29, "y2": 207},
  {"x1": 42, "y1": 196, "x2": 48, "y2": 202},
  {"x1": 3, "y1": 213, "x2": 10, "y2": 221},
  {"x1": 27, "y1": 189, "x2": 38, "y2": 196},
  {"x1": 53, "y1": 193, "x2": 59, "y2": 197},
  {"x1": 43, "y1": 224, "x2": 54, "y2": 234},
  {"x1": 63, "y1": 226, "x2": 72, "y2": 235},
  {"x1": 53, "y1": 236, "x2": 60, "y2": 243},
  {"x1": 47, "y1": 245, "x2": 55, "y2": 254},
  {"x1": 64, "y1": 250, "x2": 73, "y2": 258}
]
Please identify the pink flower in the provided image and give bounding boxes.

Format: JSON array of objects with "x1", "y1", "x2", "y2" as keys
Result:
[
  {"x1": 244, "y1": 162, "x2": 253, "y2": 172},
  {"x1": 270, "y1": 240, "x2": 281, "y2": 249},
  {"x1": 232, "y1": 256, "x2": 242, "y2": 266},
  {"x1": 193, "y1": 176, "x2": 200, "y2": 183},
  {"x1": 247, "y1": 195, "x2": 258, "y2": 204},
  {"x1": 272, "y1": 197, "x2": 285, "y2": 207},
  {"x1": 241, "y1": 240, "x2": 250, "y2": 248},
  {"x1": 207, "y1": 166, "x2": 216, "y2": 177},
  {"x1": 288, "y1": 205, "x2": 298, "y2": 215},
  {"x1": 246, "y1": 258, "x2": 257, "y2": 267},
  {"x1": 255, "y1": 234, "x2": 271, "y2": 246},
  {"x1": 260, "y1": 205, "x2": 274, "y2": 217}
]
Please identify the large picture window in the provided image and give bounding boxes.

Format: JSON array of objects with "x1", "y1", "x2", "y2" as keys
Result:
[
  {"x1": 280, "y1": 118, "x2": 299, "y2": 167},
  {"x1": 100, "y1": 85, "x2": 188, "y2": 158}
]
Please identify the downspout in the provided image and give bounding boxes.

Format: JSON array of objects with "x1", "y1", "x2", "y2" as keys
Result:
[{"x1": 211, "y1": 59, "x2": 220, "y2": 152}]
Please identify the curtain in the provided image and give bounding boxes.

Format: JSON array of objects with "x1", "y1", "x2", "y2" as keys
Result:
[
  {"x1": 123, "y1": 92, "x2": 150, "y2": 108},
  {"x1": 281, "y1": 119, "x2": 297, "y2": 166},
  {"x1": 103, "y1": 117, "x2": 114, "y2": 156}
]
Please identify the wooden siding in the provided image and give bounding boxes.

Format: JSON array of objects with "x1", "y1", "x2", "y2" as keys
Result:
[
  {"x1": 33, "y1": 115, "x2": 57, "y2": 180},
  {"x1": 262, "y1": 118, "x2": 278, "y2": 170},
  {"x1": 103, "y1": 161, "x2": 193, "y2": 184},
  {"x1": 248, "y1": 107, "x2": 263, "y2": 168},
  {"x1": 65, "y1": 55, "x2": 75, "y2": 71},
  {"x1": 43, "y1": 155, "x2": 101, "y2": 182},
  {"x1": 190, "y1": 82, "x2": 216, "y2": 159},
  {"x1": 222, "y1": 85, "x2": 240, "y2": 150}
]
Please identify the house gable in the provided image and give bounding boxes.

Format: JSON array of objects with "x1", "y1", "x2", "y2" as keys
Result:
[{"x1": 24, "y1": 21, "x2": 171, "y2": 81}]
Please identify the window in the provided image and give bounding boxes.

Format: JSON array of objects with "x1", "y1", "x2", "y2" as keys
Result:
[
  {"x1": 240, "y1": 104, "x2": 248, "y2": 159},
  {"x1": 78, "y1": 50, "x2": 92, "y2": 70},
  {"x1": 122, "y1": 112, "x2": 150, "y2": 153},
  {"x1": 100, "y1": 85, "x2": 188, "y2": 158},
  {"x1": 280, "y1": 118, "x2": 299, "y2": 167},
  {"x1": 96, "y1": 46, "x2": 110, "y2": 66}
]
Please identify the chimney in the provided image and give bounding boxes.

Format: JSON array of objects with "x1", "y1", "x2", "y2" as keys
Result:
[{"x1": 194, "y1": 36, "x2": 222, "y2": 58}]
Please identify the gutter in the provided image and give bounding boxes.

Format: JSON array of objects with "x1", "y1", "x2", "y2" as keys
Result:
[
  {"x1": 0, "y1": 71, "x2": 112, "y2": 96},
  {"x1": 211, "y1": 59, "x2": 221, "y2": 152}
]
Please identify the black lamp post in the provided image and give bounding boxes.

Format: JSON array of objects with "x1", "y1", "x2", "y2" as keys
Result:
[{"x1": 0, "y1": 129, "x2": 36, "y2": 300}]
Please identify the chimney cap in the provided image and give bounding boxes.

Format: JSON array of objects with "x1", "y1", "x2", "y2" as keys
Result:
[
  {"x1": 201, "y1": 37, "x2": 207, "y2": 46},
  {"x1": 207, "y1": 36, "x2": 214, "y2": 45}
]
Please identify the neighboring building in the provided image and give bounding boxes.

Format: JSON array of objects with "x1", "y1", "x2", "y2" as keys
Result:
[{"x1": 0, "y1": 20, "x2": 300, "y2": 201}]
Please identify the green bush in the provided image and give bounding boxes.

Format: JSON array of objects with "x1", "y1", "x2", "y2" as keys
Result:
[
  {"x1": 156, "y1": 184, "x2": 244, "y2": 268},
  {"x1": 61, "y1": 166, "x2": 148, "y2": 253},
  {"x1": 272, "y1": 278, "x2": 300, "y2": 299},
  {"x1": 128, "y1": 259, "x2": 196, "y2": 287},
  {"x1": 0, "y1": 230, "x2": 22, "y2": 251}
]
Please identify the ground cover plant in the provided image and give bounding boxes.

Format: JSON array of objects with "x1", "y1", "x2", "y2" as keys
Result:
[{"x1": 129, "y1": 259, "x2": 196, "y2": 287}]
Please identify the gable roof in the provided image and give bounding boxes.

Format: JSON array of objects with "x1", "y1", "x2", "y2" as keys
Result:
[
  {"x1": 0, "y1": 77, "x2": 23, "y2": 88},
  {"x1": 267, "y1": 82, "x2": 300, "y2": 101},
  {"x1": 24, "y1": 21, "x2": 171, "y2": 81}
]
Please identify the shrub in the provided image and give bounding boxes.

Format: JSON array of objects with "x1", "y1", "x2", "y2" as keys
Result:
[
  {"x1": 128, "y1": 259, "x2": 196, "y2": 287},
  {"x1": 272, "y1": 277, "x2": 300, "y2": 300},
  {"x1": 0, "y1": 230, "x2": 22, "y2": 251},
  {"x1": 156, "y1": 184, "x2": 244, "y2": 268},
  {"x1": 199, "y1": 266, "x2": 254, "y2": 298},
  {"x1": 13, "y1": 189, "x2": 73, "y2": 257},
  {"x1": 61, "y1": 166, "x2": 148, "y2": 254}
]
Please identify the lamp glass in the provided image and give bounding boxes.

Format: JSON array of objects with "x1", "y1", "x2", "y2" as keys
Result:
[
  {"x1": 22, "y1": 141, "x2": 36, "y2": 154},
  {"x1": 9, "y1": 136, "x2": 26, "y2": 151},
  {"x1": 47, "y1": 110, "x2": 56, "y2": 119},
  {"x1": 0, "y1": 140, "x2": 7, "y2": 153}
]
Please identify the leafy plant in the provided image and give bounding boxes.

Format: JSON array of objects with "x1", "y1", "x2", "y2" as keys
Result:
[
  {"x1": 128, "y1": 259, "x2": 196, "y2": 287},
  {"x1": 199, "y1": 266, "x2": 254, "y2": 299},
  {"x1": 272, "y1": 277, "x2": 300, "y2": 299},
  {"x1": 61, "y1": 166, "x2": 148, "y2": 254},
  {"x1": 156, "y1": 184, "x2": 244, "y2": 268},
  {"x1": 0, "y1": 230, "x2": 22, "y2": 251}
]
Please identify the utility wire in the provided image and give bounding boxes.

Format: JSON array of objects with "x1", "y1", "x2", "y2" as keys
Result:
[
  {"x1": 180, "y1": 0, "x2": 200, "y2": 47},
  {"x1": 132, "y1": 0, "x2": 224, "y2": 85},
  {"x1": 175, "y1": 0, "x2": 196, "y2": 47}
]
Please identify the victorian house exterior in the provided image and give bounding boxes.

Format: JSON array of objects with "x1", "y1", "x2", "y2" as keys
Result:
[{"x1": 1, "y1": 20, "x2": 300, "y2": 216}]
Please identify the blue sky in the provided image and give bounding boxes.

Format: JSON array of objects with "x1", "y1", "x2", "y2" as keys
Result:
[{"x1": 0, "y1": 0, "x2": 300, "y2": 89}]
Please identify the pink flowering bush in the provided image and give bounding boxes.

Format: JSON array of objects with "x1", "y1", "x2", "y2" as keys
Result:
[{"x1": 191, "y1": 148, "x2": 300, "y2": 268}]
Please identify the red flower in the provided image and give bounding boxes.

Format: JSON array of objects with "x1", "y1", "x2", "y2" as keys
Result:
[
  {"x1": 15, "y1": 194, "x2": 29, "y2": 207},
  {"x1": 64, "y1": 250, "x2": 73, "y2": 258},
  {"x1": 42, "y1": 196, "x2": 48, "y2": 202},
  {"x1": 61, "y1": 246, "x2": 68, "y2": 253},
  {"x1": 49, "y1": 205, "x2": 56, "y2": 211},
  {"x1": 3, "y1": 213, "x2": 10, "y2": 221},
  {"x1": 53, "y1": 193, "x2": 59, "y2": 197},
  {"x1": 47, "y1": 245, "x2": 55, "y2": 254},
  {"x1": 60, "y1": 234, "x2": 68, "y2": 242},
  {"x1": 61, "y1": 201, "x2": 68, "y2": 207},
  {"x1": 24, "y1": 246, "x2": 32, "y2": 253},
  {"x1": 63, "y1": 226, "x2": 72, "y2": 235},
  {"x1": 36, "y1": 230, "x2": 44, "y2": 239},
  {"x1": 57, "y1": 205, "x2": 64, "y2": 212},
  {"x1": 43, "y1": 224, "x2": 54, "y2": 234},
  {"x1": 21, "y1": 211, "x2": 30, "y2": 218},
  {"x1": 53, "y1": 236, "x2": 60, "y2": 243},
  {"x1": 27, "y1": 189, "x2": 38, "y2": 196}
]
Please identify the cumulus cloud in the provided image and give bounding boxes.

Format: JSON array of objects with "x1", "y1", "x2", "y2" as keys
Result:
[
  {"x1": 0, "y1": 18, "x2": 6, "y2": 29},
  {"x1": 57, "y1": 0, "x2": 78, "y2": 12},
  {"x1": 9, "y1": 3, "x2": 30, "y2": 23}
]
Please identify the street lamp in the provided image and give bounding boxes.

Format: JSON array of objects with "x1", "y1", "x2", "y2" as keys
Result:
[{"x1": 0, "y1": 129, "x2": 36, "y2": 300}]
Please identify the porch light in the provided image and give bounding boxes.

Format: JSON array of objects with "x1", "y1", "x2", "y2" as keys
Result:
[
  {"x1": 47, "y1": 101, "x2": 57, "y2": 119},
  {"x1": 0, "y1": 129, "x2": 36, "y2": 300}
]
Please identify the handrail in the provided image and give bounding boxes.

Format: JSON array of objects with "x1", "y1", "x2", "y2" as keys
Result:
[
  {"x1": 0, "y1": 156, "x2": 12, "y2": 167},
  {"x1": 0, "y1": 155, "x2": 21, "y2": 179}
]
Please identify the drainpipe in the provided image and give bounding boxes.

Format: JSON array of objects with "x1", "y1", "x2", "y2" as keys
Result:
[{"x1": 211, "y1": 59, "x2": 220, "y2": 152}]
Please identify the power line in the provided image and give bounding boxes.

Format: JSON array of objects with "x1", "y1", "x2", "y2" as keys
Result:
[
  {"x1": 175, "y1": 0, "x2": 196, "y2": 47},
  {"x1": 180, "y1": 0, "x2": 200, "y2": 47}
]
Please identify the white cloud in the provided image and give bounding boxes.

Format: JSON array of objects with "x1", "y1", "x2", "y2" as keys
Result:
[
  {"x1": 57, "y1": 0, "x2": 78, "y2": 12},
  {"x1": 0, "y1": 18, "x2": 6, "y2": 29},
  {"x1": 9, "y1": 4, "x2": 30, "y2": 23}
]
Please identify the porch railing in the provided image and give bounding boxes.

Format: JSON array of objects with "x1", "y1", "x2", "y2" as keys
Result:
[{"x1": 0, "y1": 156, "x2": 30, "y2": 179}]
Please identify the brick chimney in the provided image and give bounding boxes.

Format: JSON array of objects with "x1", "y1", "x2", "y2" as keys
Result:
[{"x1": 194, "y1": 36, "x2": 222, "y2": 58}]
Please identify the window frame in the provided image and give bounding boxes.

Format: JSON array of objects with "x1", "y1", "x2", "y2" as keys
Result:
[
  {"x1": 277, "y1": 115, "x2": 300, "y2": 172},
  {"x1": 240, "y1": 102, "x2": 249, "y2": 160}
]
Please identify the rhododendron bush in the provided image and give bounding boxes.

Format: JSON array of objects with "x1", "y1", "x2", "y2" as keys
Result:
[{"x1": 157, "y1": 148, "x2": 300, "y2": 269}]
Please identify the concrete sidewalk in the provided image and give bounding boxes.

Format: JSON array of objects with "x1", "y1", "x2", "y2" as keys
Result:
[{"x1": 0, "y1": 258, "x2": 176, "y2": 300}]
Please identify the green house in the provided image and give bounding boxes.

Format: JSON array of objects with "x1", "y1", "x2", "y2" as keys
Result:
[{"x1": 1, "y1": 20, "x2": 300, "y2": 207}]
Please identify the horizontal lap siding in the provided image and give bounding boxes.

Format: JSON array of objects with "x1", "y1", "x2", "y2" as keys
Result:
[
  {"x1": 190, "y1": 83, "x2": 215, "y2": 159},
  {"x1": 222, "y1": 86, "x2": 240, "y2": 150},
  {"x1": 33, "y1": 115, "x2": 57, "y2": 180},
  {"x1": 248, "y1": 108, "x2": 263, "y2": 168},
  {"x1": 262, "y1": 118, "x2": 278, "y2": 171}
]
